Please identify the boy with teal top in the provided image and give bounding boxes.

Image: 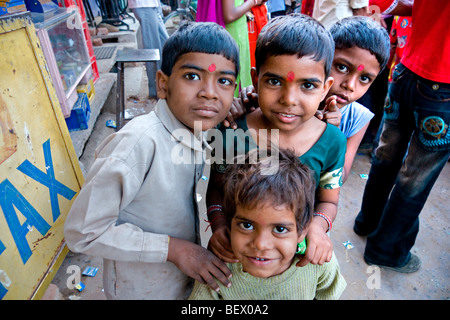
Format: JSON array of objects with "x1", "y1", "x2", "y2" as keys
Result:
[
  {"x1": 190, "y1": 149, "x2": 346, "y2": 299},
  {"x1": 240, "y1": 16, "x2": 390, "y2": 183},
  {"x1": 206, "y1": 14, "x2": 347, "y2": 268}
]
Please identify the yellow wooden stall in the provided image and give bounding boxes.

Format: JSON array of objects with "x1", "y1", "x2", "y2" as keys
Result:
[{"x1": 0, "y1": 12, "x2": 84, "y2": 300}]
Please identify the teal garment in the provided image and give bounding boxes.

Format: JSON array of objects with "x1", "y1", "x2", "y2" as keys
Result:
[
  {"x1": 209, "y1": 116, "x2": 347, "y2": 189},
  {"x1": 225, "y1": 0, "x2": 252, "y2": 97},
  {"x1": 181, "y1": 0, "x2": 197, "y2": 10}
]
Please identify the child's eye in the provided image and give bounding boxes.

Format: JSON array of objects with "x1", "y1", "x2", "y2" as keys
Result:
[
  {"x1": 218, "y1": 78, "x2": 234, "y2": 86},
  {"x1": 239, "y1": 222, "x2": 254, "y2": 230},
  {"x1": 267, "y1": 78, "x2": 281, "y2": 86},
  {"x1": 336, "y1": 64, "x2": 348, "y2": 73},
  {"x1": 274, "y1": 226, "x2": 288, "y2": 234},
  {"x1": 184, "y1": 73, "x2": 200, "y2": 81},
  {"x1": 302, "y1": 82, "x2": 316, "y2": 90},
  {"x1": 360, "y1": 75, "x2": 372, "y2": 84}
]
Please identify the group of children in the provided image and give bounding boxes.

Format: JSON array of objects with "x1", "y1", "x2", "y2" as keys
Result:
[{"x1": 64, "y1": 12, "x2": 390, "y2": 300}]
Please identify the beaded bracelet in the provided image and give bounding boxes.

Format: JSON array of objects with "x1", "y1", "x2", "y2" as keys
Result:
[
  {"x1": 313, "y1": 212, "x2": 332, "y2": 233},
  {"x1": 207, "y1": 204, "x2": 223, "y2": 215}
]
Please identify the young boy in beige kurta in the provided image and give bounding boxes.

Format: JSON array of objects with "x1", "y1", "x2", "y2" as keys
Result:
[{"x1": 64, "y1": 22, "x2": 240, "y2": 299}]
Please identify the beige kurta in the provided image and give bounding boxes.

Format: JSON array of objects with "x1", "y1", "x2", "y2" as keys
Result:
[{"x1": 64, "y1": 99, "x2": 208, "y2": 299}]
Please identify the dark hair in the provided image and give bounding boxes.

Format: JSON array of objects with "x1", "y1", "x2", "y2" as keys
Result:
[
  {"x1": 222, "y1": 148, "x2": 315, "y2": 235},
  {"x1": 161, "y1": 21, "x2": 240, "y2": 76},
  {"x1": 330, "y1": 16, "x2": 390, "y2": 72},
  {"x1": 255, "y1": 13, "x2": 335, "y2": 78}
]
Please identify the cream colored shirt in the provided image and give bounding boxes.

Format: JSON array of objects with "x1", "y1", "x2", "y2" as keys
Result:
[
  {"x1": 64, "y1": 99, "x2": 208, "y2": 299},
  {"x1": 313, "y1": 0, "x2": 368, "y2": 29},
  {"x1": 189, "y1": 255, "x2": 346, "y2": 300}
]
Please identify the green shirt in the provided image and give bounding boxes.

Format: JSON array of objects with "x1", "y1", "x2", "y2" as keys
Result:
[
  {"x1": 209, "y1": 116, "x2": 347, "y2": 189},
  {"x1": 188, "y1": 255, "x2": 346, "y2": 300},
  {"x1": 225, "y1": 0, "x2": 252, "y2": 96}
]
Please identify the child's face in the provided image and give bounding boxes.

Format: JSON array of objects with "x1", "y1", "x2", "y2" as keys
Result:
[
  {"x1": 230, "y1": 203, "x2": 305, "y2": 278},
  {"x1": 327, "y1": 46, "x2": 381, "y2": 108},
  {"x1": 253, "y1": 54, "x2": 333, "y2": 132},
  {"x1": 156, "y1": 52, "x2": 237, "y2": 131}
]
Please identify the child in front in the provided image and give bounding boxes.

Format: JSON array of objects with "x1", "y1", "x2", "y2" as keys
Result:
[
  {"x1": 189, "y1": 149, "x2": 346, "y2": 299},
  {"x1": 206, "y1": 14, "x2": 347, "y2": 268},
  {"x1": 64, "y1": 22, "x2": 240, "y2": 300}
]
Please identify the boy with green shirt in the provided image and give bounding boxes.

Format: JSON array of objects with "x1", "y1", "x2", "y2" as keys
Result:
[{"x1": 189, "y1": 149, "x2": 346, "y2": 299}]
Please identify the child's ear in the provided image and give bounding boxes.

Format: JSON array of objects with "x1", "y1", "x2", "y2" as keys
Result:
[
  {"x1": 297, "y1": 228, "x2": 309, "y2": 243},
  {"x1": 251, "y1": 67, "x2": 258, "y2": 93},
  {"x1": 322, "y1": 76, "x2": 334, "y2": 100},
  {"x1": 156, "y1": 70, "x2": 169, "y2": 99}
]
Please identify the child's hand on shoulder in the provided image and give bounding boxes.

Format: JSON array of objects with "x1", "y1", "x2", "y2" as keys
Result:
[
  {"x1": 207, "y1": 224, "x2": 239, "y2": 263},
  {"x1": 222, "y1": 98, "x2": 246, "y2": 129},
  {"x1": 240, "y1": 85, "x2": 258, "y2": 112},
  {"x1": 221, "y1": 85, "x2": 259, "y2": 129},
  {"x1": 167, "y1": 237, "x2": 232, "y2": 292},
  {"x1": 296, "y1": 222, "x2": 333, "y2": 267}
]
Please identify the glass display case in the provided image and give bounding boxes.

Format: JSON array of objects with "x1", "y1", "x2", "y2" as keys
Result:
[{"x1": 31, "y1": 7, "x2": 92, "y2": 117}]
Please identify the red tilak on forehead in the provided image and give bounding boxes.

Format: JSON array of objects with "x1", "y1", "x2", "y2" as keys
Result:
[
  {"x1": 357, "y1": 64, "x2": 364, "y2": 71},
  {"x1": 208, "y1": 64, "x2": 216, "y2": 72},
  {"x1": 287, "y1": 71, "x2": 295, "y2": 82}
]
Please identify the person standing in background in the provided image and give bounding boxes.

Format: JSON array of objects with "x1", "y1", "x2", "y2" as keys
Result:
[
  {"x1": 196, "y1": 0, "x2": 266, "y2": 97},
  {"x1": 313, "y1": 0, "x2": 369, "y2": 29},
  {"x1": 222, "y1": 0, "x2": 267, "y2": 97},
  {"x1": 267, "y1": 0, "x2": 286, "y2": 17},
  {"x1": 248, "y1": 1, "x2": 268, "y2": 68},
  {"x1": 129, "y1": 0, "x2": 169, "y2": 100},
  {"x1": 355, "y1": 0, "x2": 450, "y2": 273}
]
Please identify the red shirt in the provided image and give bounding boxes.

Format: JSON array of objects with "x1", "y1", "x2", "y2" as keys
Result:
[
  {"x1": 388, "y1": 16, "x2": 412, "y2": 82},
  {"x1": 371, "y1": 0, "x2": 450, "y2": 83}
]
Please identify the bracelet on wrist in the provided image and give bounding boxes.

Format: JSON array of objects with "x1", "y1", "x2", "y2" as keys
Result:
[
  {"x1": 207, "y1": 204, "x2": 225, "y2": 221},
  {"x1": 207, "y1": 204, "x2": 223, "y2": 215},
  {"x1": 313, "y1": 212, "x2": 332, "y2": 233}
]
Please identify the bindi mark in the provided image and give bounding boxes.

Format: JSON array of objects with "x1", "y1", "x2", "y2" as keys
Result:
[
  {"x1": 208, "y1": 64, "x2": 216, "y2": 72},
  {"x1": 287, "y1": 71, "x2": 295, "y2": 82}
]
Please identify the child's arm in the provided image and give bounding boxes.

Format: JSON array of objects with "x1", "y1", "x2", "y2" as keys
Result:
[
  {"x1": 222, "y1": 0, "x2": 265, "y2": 24},
  {"x1": 297, "y1": 187, "x2": 340, "y2": 267},
  {"x1": 167, "y1": 237, "x2": 232, "y2": 292},
  {"x1": 343, "y1": 122, "x2": 370, "y2": 182},
  {"x1": 64, "y1": 135, "x2": 233, "y2": 291},
  {"x1": 205, "y1": 169, "x2": 239, "y2": 263},
  {"x1": 64, "y1": 156, "x2": 172, "y2": 263}
]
